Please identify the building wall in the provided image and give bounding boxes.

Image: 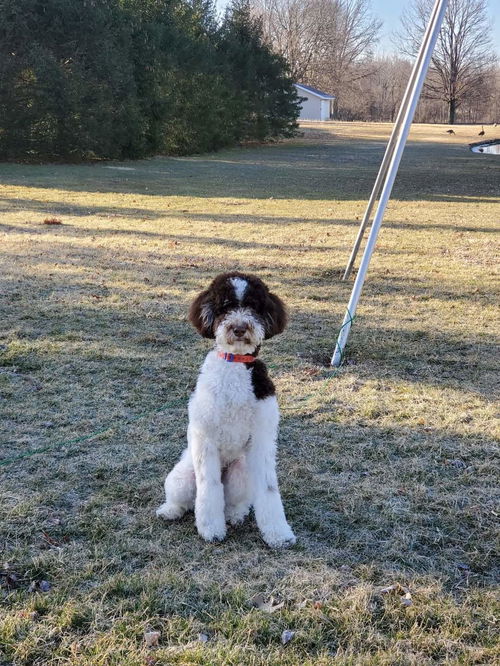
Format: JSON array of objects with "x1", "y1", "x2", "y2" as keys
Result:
[
  {"x1": 297, "y1": 94, "x2": 323, "y2": 121},
  {"x1": 296, "y1": 91, "x2": 331, "y2": 121},
  {"x1": 320, "y1": 99, "x2": 330, "y2": 121}
]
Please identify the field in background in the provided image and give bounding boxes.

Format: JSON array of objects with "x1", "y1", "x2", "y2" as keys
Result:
[{"x1": 1, "y1": 122, "x2": 499, "y2": 665}]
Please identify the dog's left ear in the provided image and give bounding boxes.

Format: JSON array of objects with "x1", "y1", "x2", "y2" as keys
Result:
[
  {"x1": 264, "y1": 292, "x2": 288, "y2": 339},
  {"x1": 189, "y1": 288, "x2": 216, "y2": 338}
]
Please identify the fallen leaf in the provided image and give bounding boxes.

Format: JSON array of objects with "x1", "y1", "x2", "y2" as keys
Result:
[
  {"x1": 144, "y1": 631, "x2": 160, "y2": 648},
  {"x1": 400, "y1": 592, "x2": 413, "y2": 607},
  {"x1": 380, "y1": 583, "x2": 412, "y2": 607},
  {"x1": 249, "y1": 593, "x2": 284, "y2": 613},
  {"x1": 380, "y1": 583, "x2": 409, "y2": 596},
  {"x1": 281, "y1": 629, "x2": 295, "y2": 645},
  {"x1": 41, "y1": 532, "x2": 64, "y2": 548}
]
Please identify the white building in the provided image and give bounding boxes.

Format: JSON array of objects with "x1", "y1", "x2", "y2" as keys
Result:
[{"x1": 294, "y1": 83, "x2": 335, "y2": 121}]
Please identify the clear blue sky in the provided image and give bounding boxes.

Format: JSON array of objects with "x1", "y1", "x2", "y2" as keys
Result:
[
  {"x1": 372, "y1": 0, "x2": 500, "y2": 56},
  {"x1": 215, "y1": 0, "x2": 500, "y2": 57}
]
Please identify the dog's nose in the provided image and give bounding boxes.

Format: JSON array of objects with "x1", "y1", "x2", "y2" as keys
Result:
[{"x1": 232, "y1": 325, "x2": 248, "y2": 338}]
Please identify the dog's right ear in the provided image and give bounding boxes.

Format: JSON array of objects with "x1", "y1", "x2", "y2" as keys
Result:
[
  {"x1": 264, "y1": 291, "x2": 288, "y2": 339},
  {"x1": 189, "y1": 288, "x2": 215, "y2": 338}
]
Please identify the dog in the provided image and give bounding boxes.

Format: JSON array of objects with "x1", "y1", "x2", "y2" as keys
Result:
[{"x1": 156, "y1": 272, "x2": 296, "y2": 548}]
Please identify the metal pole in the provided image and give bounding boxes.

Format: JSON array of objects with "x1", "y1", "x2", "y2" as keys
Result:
[
  {"x1": 331, "y1": 0, "x2": 448, "y2": 367},
  {"x1": 342, "y1": 0, "x2": 443, "y2": 281}
]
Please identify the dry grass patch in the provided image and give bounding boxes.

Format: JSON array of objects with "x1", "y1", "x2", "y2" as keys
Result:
[{"x1": 1, "y1": 123, "x2": 499, "y2": 665}]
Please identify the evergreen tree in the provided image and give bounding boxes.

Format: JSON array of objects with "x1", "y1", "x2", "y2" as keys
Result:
[
  {"x1": 0, "y1": 0, "x2": 300, "y2": 160},
  {"x1": 0, "y1": 0, "x2": 143, "y2": 159},
  {"x1": 218, "y1": 0, "x2": 300, "y2": 141}
]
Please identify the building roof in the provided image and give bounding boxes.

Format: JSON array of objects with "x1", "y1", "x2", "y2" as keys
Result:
[{"x1": 294, "y1": 83, "x2": 335, "y2": 100}]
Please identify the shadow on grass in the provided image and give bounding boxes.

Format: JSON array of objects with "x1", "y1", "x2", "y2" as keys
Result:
[
  {"x1": 1, "y1": 128, "x2": 498, "y2": 665},
  {"x1": 1, "y1": 205, "x2": 497, "y2": 239},
  {"x1": 1, "y1": 273, "x2": 496, "y2": 493},
  {"x1": 2, "y1": 408, "x2": 496, "y2": 588},
  {"x1": 1, "y1": 134, "x2": 498, "y2": 203},
  {"x1": 280, "y1": 424, "x2": 497, "y2": 579},
  {"x1": 1, "y1": 235, "x2": 496, "y2": 400},
  {"x1": 0, "y1": 196, "x2": 163, "y2": 220}
]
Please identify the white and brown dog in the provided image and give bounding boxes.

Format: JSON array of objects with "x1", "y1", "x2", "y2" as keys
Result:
[{"x1": 156, "y1": 272, "x2": 296, "y2": 548}]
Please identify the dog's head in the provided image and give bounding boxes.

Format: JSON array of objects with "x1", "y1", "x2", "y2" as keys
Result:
[{"x1": 189, "y1": 272, "x2": 287, "y2": 354}]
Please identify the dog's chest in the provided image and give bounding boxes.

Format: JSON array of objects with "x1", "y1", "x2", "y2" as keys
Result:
[{"x1": 189, "y1": 354, "x2": 256, "y2": 458}]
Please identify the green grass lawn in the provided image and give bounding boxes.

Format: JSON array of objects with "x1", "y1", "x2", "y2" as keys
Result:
[{"x1": 1, "y1": 122, "x2": 499, "y2": 665}]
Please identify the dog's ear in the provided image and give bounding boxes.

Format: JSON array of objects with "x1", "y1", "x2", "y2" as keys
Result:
[
  {"x1": 264, "y1": 291, "x2": 288, "y2": 339},
  {"x1": 189, "y1": 288, "x2": 216, "y2": 338}
]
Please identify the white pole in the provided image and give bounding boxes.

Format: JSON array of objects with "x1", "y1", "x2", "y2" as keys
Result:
[
  {"x1": 342, "y1": 0, "x2": 444, "y2": 282},
  {"x1": 331, "y1": 0, "x2": 448, "y2": 367},
  {"x1": 342, "y1": 0, "x2": 443, "y2": 281},
  {"x1": 342, "y1": 130, "x2": 399, "y2": 281}
]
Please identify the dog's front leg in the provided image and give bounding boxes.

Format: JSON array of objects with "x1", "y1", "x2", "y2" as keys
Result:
[
  {"x1": 248, "y1": 397, "x2": 296, "y2": 548},
  {"x1": 156, "y1": 448, "x2": 196, "y2": 521},
  {"x1": 191, "y1": 431, "x2": 226, "y2": 542}
]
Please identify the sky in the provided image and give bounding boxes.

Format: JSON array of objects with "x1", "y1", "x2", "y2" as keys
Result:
[
  {"x1": 371, "y1": 0, "x2": 500, "y2": 56},
  {"x1": 215, "y1": 0, "x2": 500, "y2": 57}
]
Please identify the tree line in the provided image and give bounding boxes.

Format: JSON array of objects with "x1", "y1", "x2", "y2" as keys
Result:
[
  {"x1": 253, "y1": 0, "x2": 499, "y2": 125},
  {"x1": 0, "y1": 0, "x2": 300, "y2": 161}
]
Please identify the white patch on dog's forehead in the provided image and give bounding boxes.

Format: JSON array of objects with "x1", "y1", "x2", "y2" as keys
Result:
[{"x1": 230, "y1": 277, "x2": 248, "y2": 303}]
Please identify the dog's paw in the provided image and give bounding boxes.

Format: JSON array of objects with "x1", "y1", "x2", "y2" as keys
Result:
[
  {"x1": 156, "y1": 502, "x2": 185, "y2": 520},
  {"x1": 225, "y1": 502, "x2": 250, "y2": 527},
  {"x1": 196, "y1": 516, "x2": 227, "y2": 543},
  {"x1": 261, "y1": 525, "x2": 296, "y2": 549},
  {"x1": 198, "y1": 527, "x2": 227, "y2": 543}
]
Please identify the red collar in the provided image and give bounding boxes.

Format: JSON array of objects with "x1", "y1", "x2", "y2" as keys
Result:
[{"x1": 217, "y1": 351, "x2": 256, "y2": 363}]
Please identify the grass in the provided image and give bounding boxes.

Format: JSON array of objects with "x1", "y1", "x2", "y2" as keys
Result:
[{"x1": 0, "y1": 121, "x2": 499, "y2": 665}]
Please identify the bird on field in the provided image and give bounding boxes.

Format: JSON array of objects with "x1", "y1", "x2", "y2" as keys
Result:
[
  {"x1": 446, "y1": 129, "x2": 455, "y2": 134},
  {"x1": 478, "y1": 126, "x2": 485, "y2": 136}
]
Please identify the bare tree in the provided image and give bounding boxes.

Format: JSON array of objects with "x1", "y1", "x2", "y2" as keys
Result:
[
  {"x1": 342, "y1": 57, "x2": 500, "y2": 123},
  {"x1": 396, "y1": 0, "x2": 497, "y2": 124},
  {"x1": 260, "y1": 1, "x2": 329, "y2": 80},
  {"x1": 313, "y1": 0, "x2": 382, "y2": 116},
  {"x1": 357, "y1": 56, "x2": 412, "y2": 121},
  {"x1": 253, "y1": 0, "x2": 381, "y2": 115},
  {"x1": 253, "y1": 0, "x2": 329, "y2": 80}
]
